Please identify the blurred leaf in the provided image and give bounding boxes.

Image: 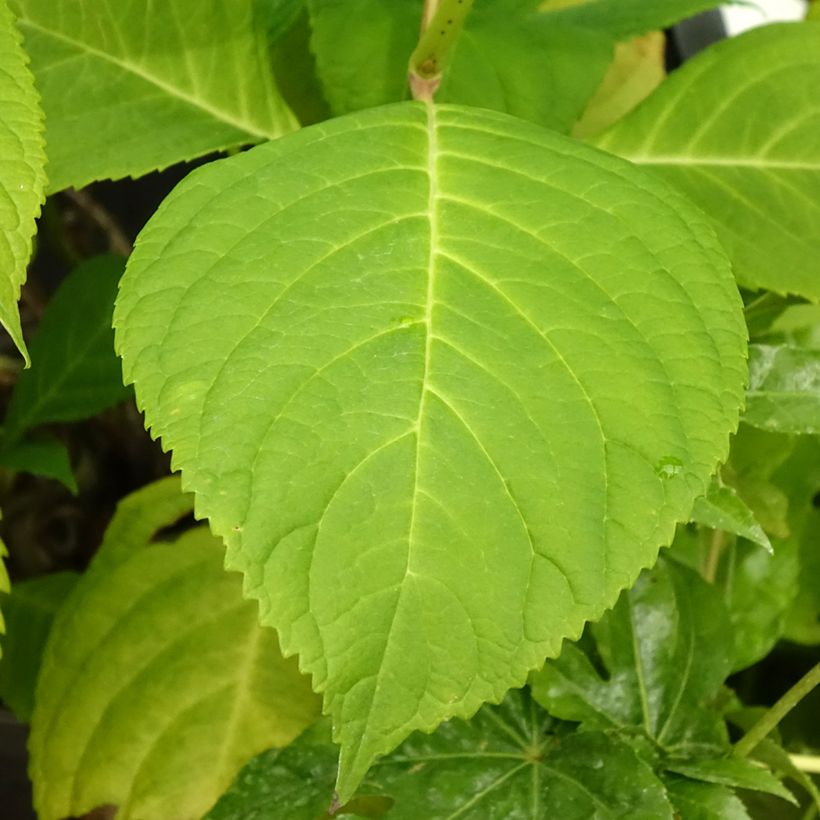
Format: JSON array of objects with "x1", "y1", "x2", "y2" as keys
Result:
[
  {"x1": 0, "y1": 534, "x2": 8, "y2": 647},
  {"x1": 572, "y1": 31, "x2": 665, "y2": 139},
  {"x1": 692, "y1": 479, "x2": 772, "y2": 553},
  {"x1": 308, "y1": 0, "x2": 612, "y2": 132},
  {"x1": 29, "y1": 481, "x2": 321, "y2": 820},
  {"x1": 0, "y1": 437, "x2": 77, "y2": 492},
  {"x1": 10, "y1": 0, "x2": 297, "y2": 190},
  {"x1": 4, "y1": 256, "x2": 131, "y2": 443},
  {"x1": 0, "y1": 571, "x2": 77, "y2": 720},
  {"x1": 744, "y1": 345, "x2": 820, "y2": 436},
  {"x1": 595, "y1": 23, "x2": 820, "y2": 300},
  {"x1": 665, "y1": 777, "x2": 751, "y2": 820},
  {"x1": 0, "y1": 0, "x2": 46, "y2": 364},
  {"x1": 531, "y1": 558, "x2": 733, "y2": 754},
  {"x1": 664, "y1": 758, "x2": 796, "y2": 804},
  {"x1": 208, "y1": 692, "x2": 674, "y2": 819}
]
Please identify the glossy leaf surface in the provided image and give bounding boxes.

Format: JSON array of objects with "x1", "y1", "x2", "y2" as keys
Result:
[
  {"x1": 0, "y1": 571, "x2": 77, "y2": 720},
  {"x1": 10, "y1": 0, "x2": 297, "y2": 190},
  {"x1": 209, "y1": 692, "x2": 674, "y2": 819},
  {"x1": 596, "y1": 23, "x2": 820, "y2": 300},
  {"x1": 29, "y1": 480, "x2": 320, "y2": 820},
  {"x1": 0, "y1": 0, "x2": 45, "y2": 363},
  {"x1": 115, "y1": 102, "x2": 746, "y2": 798},
  {"x1": 665, "y1": 778, "x2": 751, "y2": 820},
  {"x1": 744, "y1": 344, "x2": 820, "y2": 435},
  {"x1": 3, "y1": 256, "x2": 130, "y2": 442}
]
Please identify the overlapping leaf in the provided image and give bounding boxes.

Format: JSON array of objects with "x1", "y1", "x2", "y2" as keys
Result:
[
  {"x1": 29, "y1": 478, "x2": 320, "y2": 820},
  {"x1": 0, "y1": 0, "x2": 46, "y2": 363},
  {"x1": 115, "y1": 101, "x2": 746, "y2": 797},
  {"x1": 10, "y1": 0, "x2": 297, "y2": 190},
  {"x1": 595, "y1": 23, "x2": 820, "y2": 300},
  {"x1": 691, "y1": 478, "x2": 772, "y2": 553}
]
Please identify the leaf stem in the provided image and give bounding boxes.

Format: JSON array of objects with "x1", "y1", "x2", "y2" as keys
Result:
[
  {"x1": 408, "y1": 0, "x2": 475, "y2": 101},
  {"x1": 703, "y1": 528, "x2": 726, "y2": 583},
  {"x1": 734, "y1": 662, "x2": 820, "y2": 759},
  {"x1": 790, "y1": 754, "x2": 820, "y2": 774}
]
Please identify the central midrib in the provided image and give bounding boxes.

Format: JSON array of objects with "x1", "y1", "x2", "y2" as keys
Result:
[{"x1": 19, "y1": 18, "x2": 276, "y2": 140}]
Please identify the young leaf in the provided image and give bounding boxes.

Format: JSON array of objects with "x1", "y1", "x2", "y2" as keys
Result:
[
  {"x1": 531, "y1": 558, "x2": 733, "y2": 753},
  {"x1": 691, "y1": 478, "x2": 772, "y2": 554},
  {"x1": 29, "y1": 487, "x2": 320, "y2": 820},
  {"x1": 10, "y1": 0, "x2": 298, "y2": 191},
  {"x1": 307, "y1": 0, "x2": 613, "y2": 133},
  {"x1": 209, "y1": 692, "x2": 675, "y2": 819},
  {"x1": 664, "y1": 758, "x2": 796, "y2": 804},
  {"x1": 665, "y1": 778, "x2": 752, "y2": 820},
  {"x1": 115, "y1": 102, "x2": 746, "y2": 799},
  {"x1": 595, "y1": 23, "x2": 820, "y2": 301},
  {"x1": 0, "y1": 437, "x2": 77, "y2": 492},
  {"x1": 0, "y1": 571, "x2": 78, "y2": 721},
  {"x1": 0, "y1": 0, "x2": 46, "y2": 364},
  {"x1": 3, "y1": 256, "x2": 131, "y2": 443},
  {"x1": 744, "y1": 344, "x2": 820, "y2": 435},
  {"x1": 542, "y1": 0, "x2": 722, "y2": 38}
]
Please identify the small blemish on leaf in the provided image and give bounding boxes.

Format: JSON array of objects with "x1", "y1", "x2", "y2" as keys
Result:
[{"x1": 655, "y1": 456, "x2": 683, "y2": 479}]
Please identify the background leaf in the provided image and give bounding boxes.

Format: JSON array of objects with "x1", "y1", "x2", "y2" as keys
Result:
[
  {"x1": 29, "y1": 480, "x2": 320, "y2": 820},
  {"x1": 691, "y1": 479, "x2": 772, "y2": 554},
  {"x1": 0, "y1": 0, "x2": 46, "y2": 363},
  {"x1": 744, "y1": 344, "x2": 820, "y2": 435},
  {"x1": 3, "y1": 255, "x2": 130, "y2": 443},
  {"x1": 115, "y1": 101, "x2": 746, "y2": 798},
  {"x1": 0, "y1": 570, "x2": 77, "y2": 720},
  {"x1": 10, "y1": 0, "x2": 297, "y2": 190},
  {"x1": 0, "y1": 437, "x2": 76, "y2": 492},
  {"x1": 595, "y1": 23, "x2": 820, "y2": 301}
]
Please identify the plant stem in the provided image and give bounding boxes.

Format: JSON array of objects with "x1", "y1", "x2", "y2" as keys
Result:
[
  {"x1": 734, "y1": 661, "x2": 820, "y2": 759},
  {"x1": 791, "y1": 754, "x2": 820, "y2": 774},
  {"x1": 703, "y1": 528, "x2": 725, "y2": 583},
  {"x1": 408, "y1": 0, "x2": 475, "y2": 101}
]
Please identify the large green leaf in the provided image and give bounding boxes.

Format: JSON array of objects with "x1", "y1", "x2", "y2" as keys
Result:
[
  {"x1": 115, "y1": 102, "x2": 746, "y2": 798},
  {"x1": 531, "y1": 558, "x2": 733, "y2": 754},
  {"x1": 3, "y1": 256, "x2": 130, "y2": 442},
  {"x1": 744, "y1": 344, "x2": 820, "y2": 435},
  {"x1": 29, "y1": 479, "x2": 320, "y2": 820},
  {"x1": 0, "y1": 0, "x2": 46, "y2": 363},
  {"x1": 595, "y1": 23, "x2": 820, "y2": 301},
  {"x1": 307, "y1": 0, "x2": 613, "y2": 132},
  {"x1": 542, "y1": 0, "x2": 721, "y2": 38},
  {"x1": 10, "y1": 0, "x2": 297, "y2": 191},
  {"x1": 0, "y1": 570, "x2": 77, "y2": 720},
  {"x1": 209, "y1": 693, "x2": 674, "y2": 819}
]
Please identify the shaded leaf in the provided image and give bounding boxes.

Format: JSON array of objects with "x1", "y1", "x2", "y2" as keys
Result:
[
  {"x1": 665, "y1": 777, "x2": 751, "y2": 820},
  {"x1": 115, "y1": 101, "x2": 746, "y2": 798},
  {"x1": 665, "y1": 758, "x2": 795, "y2": 804},
  {"x1": 691, "y1": 478, "x2": 772, "y2": 553},
  {"x1": 744, "y1": 344, "x2": 820, "y2": 435},
  {"x1": 531, "y1": 558, "x2": 733, "y2": 753},
  {"x1": 0, "y1": 436, "x2": 77, "y2": 492},
  {"x1": 0, "y1": 571, "x2": 77, "y2": 720},
  {"x1": 209, "y1": 692, "x2": 674, "y2": 819},
  {"x1": 595, "y1": 23, "x2": 820, "y2": 300},
  {"x1": 29, "y1": 482, "x2": 320, "y2": 820},
  {"x1": 0, "y1": 0, "x2": 46, "y2": 363},
  {"x1": 3, "y1": 256, "x2": 130, "y2": 442},
  {"x1": 307, "y1": 0, "x2": 613, "y2": 132},
  {"x1": 10, "y1": 0, "x2": 297, "y2": 190}
]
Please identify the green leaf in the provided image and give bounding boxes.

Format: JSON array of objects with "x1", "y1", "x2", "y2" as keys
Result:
[
  {"x1": 3, "y1": 256, "x2": 130, "y2": 442},
  {"x1": 664, "y1": 758, "x2": 796, "y2": 804},
  {"x1": 531, "y1": 558, "x2": 733, "y2": 753},
  {"x1": 594, "y1": 23, "x2": 820, "y2": 301},
  {"x1": 744, "y1": 344, "x2": 820, "y2": 435},
  {"x1": 0, "y1": 571, "x2": 77, "y2": 720},
  {"x1": 115, "y1": 102, "x2": 746, "y2": 799},
  {"x1": 0, "y1": 534, "x2": 8, "y2": 648},
  {"x1": 543, "y1": 0, "x2": 722, "y2": 39},
  {"x1": 0, "y1": 436, "x2": 77, "y2": 492},
  {"x1": 691, "y1": 478, "x2": 772, "y2": 553},
  {"x1": 10, "y1": 0, "x2": 298, "y2": 191},
  {"x1": 29, "y1": 482, "x2": 321, "y2": 820},
  {"x1": 209, "y1": 692, "x2": 674, "y2": 820},
  {"x1": 0, "y1": 0, "x2": 46, "y2": 364},
  {"x1": 307, "y1": 0, "x2": 613, "y2": 132},
  {"x1": 665, "y1": 777, "x2": 751, "y2": 820}
]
